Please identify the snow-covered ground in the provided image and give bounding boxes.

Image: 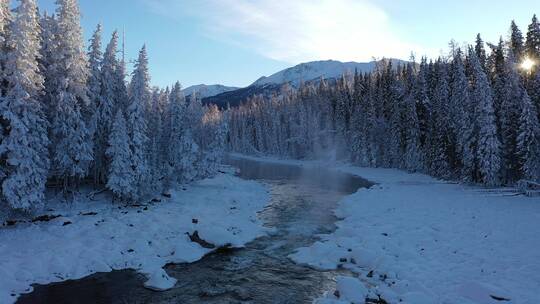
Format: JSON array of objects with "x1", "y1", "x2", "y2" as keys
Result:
[
  {"x1": 234, "y1": 154, "x2": 540, "y2": 304},
  {"x1": 0, "y1": 170, "x2": 269, "y2": 304}
]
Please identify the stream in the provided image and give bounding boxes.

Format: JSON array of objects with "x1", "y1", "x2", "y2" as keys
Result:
[{"x1": 18, "y1": 157, "x2": 372, "y2": 304}]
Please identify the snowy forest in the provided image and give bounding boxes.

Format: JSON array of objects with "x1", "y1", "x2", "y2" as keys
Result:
[
  {"x1": 1, "y1": 1, "x2": 539, "y2": 303},
  {"x1": 228, "y1": 16, "x2": 540, "y2": 187},
  {"x1": 0, "y1": 0, "x2": 226, "y2": 213}
]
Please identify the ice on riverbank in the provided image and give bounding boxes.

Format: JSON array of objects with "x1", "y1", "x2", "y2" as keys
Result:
[{"x1": 0, "y1": 171, "x2": 269, "y2": 304}]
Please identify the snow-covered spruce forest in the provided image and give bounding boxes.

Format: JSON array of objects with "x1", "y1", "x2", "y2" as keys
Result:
[
  {"x1": 0, "y1": 0, "x2": 226, "y2": 215},
  {"x1": 229, "y1": 17, "x2": 540, "y2": 187}
]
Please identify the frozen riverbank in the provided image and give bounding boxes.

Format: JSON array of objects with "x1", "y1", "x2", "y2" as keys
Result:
[{"x1": 0, "y1": 170, "x2": 269, "y2": 304}]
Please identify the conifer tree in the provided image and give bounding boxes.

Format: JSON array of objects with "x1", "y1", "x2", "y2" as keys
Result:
[
  {"x1": 38, "y1": 12, "x2": 57, "y2": 120},
  {"x1": 87, "y1": 24, "x2": 103, "y2": 182},
  {"x1": 1, "y1": 0, "x2": 49, "y2": 209},
  {"x1": 448, "y1": 48, "x2": 469, "y2": 172},
  {"x1": 402, "y1": 63, "x2": 423, "y2": 172},
  {"x1": 415, "y1": 58, "x2": 431, "y2": 151},
  {"x1": 106, "y1": 110, "x2": 134, "y2": 200},
  {"x1": 429, "y1": 60, "x2": 451, "y2": 177},
  {"x1": 469, "y1": 48, "x2": 501, "y2": 186},
  {"x1": 0, "y1": 0, "x2": 12, "y2": 185},
  {"x1": 499, "y1": 51, "x2": 526, "y2": 182},
  {"x1": 50, "y1": 0, "x2": 93, "y2": 185},
  {"x1": 0, "y1": 0, "x2": 11, "y2": 97},
  {"x1": 184, "y1": 95, "x2": 204, "y2": 180},
  {"x1": 491, "y1": 38, "x2": 506, "y2": 123},
  {"x1": 95, "y1": 31, "x2": 119, "y2": 184},
  {"x1": 530, "y1": 70, "x2": 540, "y2": 119},
  {"x1": 147, "y1": 88, "x2": 163, "y2": 191},
  {"x1": 526, "y1": 14, "x2": 540, "y2": 61},
  {"x1": 475, "y1": 34, "x2": 487, "y2": 71},
  {"x1": 126, "y1": 45, "x2": 150, "y2": 198},
  {"x1": 517, "y1": 91, "x2": 540, "y2": 181},
  {"x1": 166, "y1": 82, "x2": 193, "y2": 184},
  {"x1": 510, "y1": 20, "x2": 525, "y2": 59}
]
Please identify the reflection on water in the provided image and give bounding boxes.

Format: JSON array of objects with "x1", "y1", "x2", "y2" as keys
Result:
[
  {"x1": 18, "y1": 156, "x2": 372, "y2": 304},
  {"x1": 229, "y1": 157, "x2": 368, "y2": 194}
]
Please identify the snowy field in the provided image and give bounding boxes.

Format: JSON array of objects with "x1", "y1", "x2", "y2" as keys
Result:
[
  {"x1": 0, "y1": 169, "x2": 269, "y2": 304},
  {"x1": 234, "y1": 154, "x2": 540, "y2": 304}
]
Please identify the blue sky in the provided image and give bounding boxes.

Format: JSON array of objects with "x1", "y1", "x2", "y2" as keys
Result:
[{"x1": 35, "y1": 0, "x2": 539, "y2": 88}]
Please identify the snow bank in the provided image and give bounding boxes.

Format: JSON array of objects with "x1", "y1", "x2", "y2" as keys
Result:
[
  {"x1": 233, "y1": 154, "x2": 540, "y2": 304},
  {"x1": 0, "y1": 172, "x2": 269, "y2": 304},
  {"x1": 294, "y1": 163, "x2": 540, "y2": 303}
]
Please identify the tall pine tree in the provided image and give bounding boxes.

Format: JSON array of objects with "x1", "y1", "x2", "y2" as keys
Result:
[
  {"x1": 1, "y1": 0, "x2": 49, "y2": 209},
  {"x1": 126, "y1": 45, "x2": 150, "y2": 198},
  {"x1": 50, "y1": 0, "x2": 93, "y2": 185},
  {"x1": 87, "y1": 23, "x2": 103, "y2": 184},
  {"x1": 509, "y1": 20, "x2": 525, "y2": 59},
  {"x1": 517, "y1": 92, "x2": 540, "y2": 181},
  {"x1": 106, "y1": 110, "x2": 134, "y2": 200},
  {"x1": 95, "y1": 31, "x2": 119, "y2": 184},
  {"x1": 526, "y1": 14, "x2": 540, "y2": 61},
  {"x1": 469, "y1": 48, "x2": 501, "y2": 186}
]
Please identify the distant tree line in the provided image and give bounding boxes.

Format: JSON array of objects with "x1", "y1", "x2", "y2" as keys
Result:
[
  {"x1": 228, "y1": 15, "x2": 540, "y2": 186},
  {"x1": 0, "y1": 0, "x2": 226, "y2": 212}
]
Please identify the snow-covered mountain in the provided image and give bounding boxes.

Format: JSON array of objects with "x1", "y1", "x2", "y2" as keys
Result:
[
  {"x1": 251, "y1": 59, "x2": 406, "y2": 87},
  {"x1": 203, "y1": 59, "x2": 408, "y2": 108},
  {"x1": 182, "y1": 84, "x2": 239, "y2": 99}
]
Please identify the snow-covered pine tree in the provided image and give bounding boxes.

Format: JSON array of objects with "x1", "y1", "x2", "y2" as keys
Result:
[
  {"x1": 469, "y1": 47, "x2": 501, "y2": 186},
  {"x1": 490, "y1": 38, "x2": 506, "y2": 123},
  {"x1": 115, "y1": 47, "x2": 129, "y2": 113},
  {"x1": 509, "y1": 20, "x2": 525, "y2": 59},
  {"x1": 350, "y1": 71, "x2": 364, "y2": 163},
  {"x1": 184, "y1": 94, "x2": 205, "y2": 180},
  {"x1": 429, "y1": 59, "x2": 451, "y2": 178},
  {"x1": 526, "y1": 14, "x2": 540, "y2": 61},
  {"x1": 0, "y1": 0, "x2": 11, "y2": 97},
  {"x1": 499, "y1": 50, "x2": 526, "y2": 183},
  {"x1": 159, "y1": 86, "x2": 171, "y2": 164},
  {"x1": 530, "y1": 69, "x2": 540, "y2": 120},
  {"x1": 126, "y1": 45, "x2": 150, "y2": 198},
  {"x1": 50, "y1": 0, "x2": 93, "y2": 186},
  {"x1": 402, "y1": 62, "x2": 424, "y2": 172},
  {"x1": 87, "y1": 23, "x2": 103, "y2": 183},
  {"x1": 517, "y1": 90, "x2": 540, "y2": 182},
  {"x1": 448, "y1": 48, "x2": 470, "y2": 173},
  {"x1": 106, "y1": 110, "x2": 134, "y2": 201},
  {"x1": 38, "y1": 12, "x2": 58, "y2": 121},
  {"x1": 0, "y1": 0, "x2": 11, "y2": 185},
  {"x1": 415, "y1": 57, "x2": 431, "y2": 154},
  {"x1": 166, "y1": 82, "x2": 194, "y2": 184},
  {"x1": 147, "y1": 88, "x2": 163, "y2": 191},
  {"x1": 94, "y1": 31, "x2": 119, "y2": 184},
  {"x1": 199, "y1": 104, "x2": 227, "y2": 177},
  {"x1": 0, "y1": 0, "x2": 49, "y2": 209},
  {"x1": 475, "y1": 34, "x2": 487, "y2": 71},
  {"x1": 382, "y1": 62, "x2": 402, "y2": 167}
]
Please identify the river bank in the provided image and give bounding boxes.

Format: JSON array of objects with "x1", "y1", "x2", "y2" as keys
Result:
[{"x1": 1, "y1": 168, "x2": 269, "y2": 304}]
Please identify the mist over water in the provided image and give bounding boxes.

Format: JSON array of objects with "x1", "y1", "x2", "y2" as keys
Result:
[
  {"x1": 18, "y1": 157, "x2": 372, "y2": 304},
  {"x1": 230, "y1": 156, "x2": 367, "y2": 194}
]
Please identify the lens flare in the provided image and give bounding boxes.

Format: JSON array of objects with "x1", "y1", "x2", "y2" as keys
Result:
[{"x1": 521, "y1": 57, "x2": 535, "y2": 71}]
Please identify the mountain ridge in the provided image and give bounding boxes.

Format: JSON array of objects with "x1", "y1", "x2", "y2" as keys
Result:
[
  {"x1": 202, "y1": 58, "x2": 408, "y2": 108},
  {"x1": 182, "y1": 84, "x2": 239, "y2": 99}
]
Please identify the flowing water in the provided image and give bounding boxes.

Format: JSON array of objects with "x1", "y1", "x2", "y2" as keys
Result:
[{"x1": 18, "y1": 157, "x2": 372, "y2": 304}]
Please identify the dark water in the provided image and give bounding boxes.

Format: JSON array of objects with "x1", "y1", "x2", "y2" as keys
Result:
[{"x1": 18, "y1": 157, "x2": 372, "y2": 304}]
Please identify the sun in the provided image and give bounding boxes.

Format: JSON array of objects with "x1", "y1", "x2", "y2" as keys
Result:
[{"x1": 521, "y1": 57, "x2": 536, "y2": 71}]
